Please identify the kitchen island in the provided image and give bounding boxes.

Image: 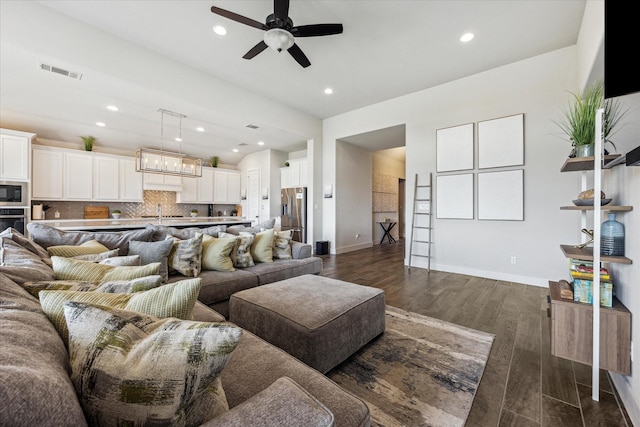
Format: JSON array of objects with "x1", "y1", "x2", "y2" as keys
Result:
[{"x1": 28, "y1": 217, "x2": 252, "y2": 232}]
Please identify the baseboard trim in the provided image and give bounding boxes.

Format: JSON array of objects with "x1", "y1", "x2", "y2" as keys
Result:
[
  {"x1": 610, "y1": 373, "x2": 639, "y2": 426},
  {"x1": 334, "y1": 241, "x2": 373, "y2": 254}
]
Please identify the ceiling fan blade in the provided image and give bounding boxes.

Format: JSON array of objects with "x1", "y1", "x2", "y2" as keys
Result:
[
  {"x1": 211, "y1": 6, "x2": 267, "y2": 30},
  {"x1": 243, "y1": 41, "x2": 268, "y2": 60},
  {"x1": 273, "y1": 0, "x2": 290, "y2": 22},
  {"x1": 291, "y1": 23, "x2": 343, "y2": 37},
  {"x1": 288, "y1": 43, "x2": 311, "y2": 68}
]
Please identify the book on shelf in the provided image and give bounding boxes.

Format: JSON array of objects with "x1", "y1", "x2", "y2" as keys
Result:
[
  {"x1": 570, "y1": 270, "x2": 611, "y2": 281},
  {"x1": 572, "y1": 278, "x2": 613, "y2": 307}
]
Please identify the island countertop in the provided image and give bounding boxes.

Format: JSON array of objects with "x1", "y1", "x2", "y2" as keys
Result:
[{"x1": 28, "y1": 217, "x2": 252, "y2": 231}]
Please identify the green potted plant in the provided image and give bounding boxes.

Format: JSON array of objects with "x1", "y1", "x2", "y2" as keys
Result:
[
  {"x1": 111, "y1": 209, "x2": 121, "y2": 219},
  {"x1": 210, "y1": 156, "x2": 219, "y2": 168},
  {"x1": 554, "y1": 80, "x2": 627, "y2": 158},
  {"x1": 80, "y1": 135, "x2": 96, "y2": 151},
  {"x1": 190, "y1": 209, "x2": 198, "y2": 217}
]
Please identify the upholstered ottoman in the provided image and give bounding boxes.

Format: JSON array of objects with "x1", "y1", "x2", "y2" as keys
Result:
[{"x1": 229, "y1": 274, "x2": 386, "y2": 374}]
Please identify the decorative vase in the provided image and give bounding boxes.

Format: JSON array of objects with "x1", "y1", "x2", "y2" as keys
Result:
[
  {"x1": 601, "y1": 213, "x2": 624, "y2": 256},
  {"x1": 575, "y1": 144, "x2": 595, "y2": 158}
]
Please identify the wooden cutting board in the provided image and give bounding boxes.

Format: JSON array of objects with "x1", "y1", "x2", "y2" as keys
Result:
[{"x1": 84, "y1": 206, "x2": 109, "y2": 219}]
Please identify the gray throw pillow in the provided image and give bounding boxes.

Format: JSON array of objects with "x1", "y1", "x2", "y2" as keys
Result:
[{"x1": 127, "y1": 239, "x2": 174, "y2": 282}]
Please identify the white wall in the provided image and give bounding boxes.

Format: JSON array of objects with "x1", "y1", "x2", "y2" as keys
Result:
[
  {"x1": 324, "y1": 46, "x2": 579, "y2": 285},
  {"x1": 237, "y1": 149, "x2": 282, "y2": 224}
]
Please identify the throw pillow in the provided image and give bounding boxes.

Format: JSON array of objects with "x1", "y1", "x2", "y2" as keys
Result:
[
  {"x1": 165, "y1": 233, "x2": 203, "y2": 277},
  {"x1": 47, "y1": 240, "x2": 110, "y2": 257},
  {"x1": 200, "y1": 234, "x2": 236, "y2": 272},
  {"x1": 127, "y1": 239, "x2": 174, "y2": 282},
  {"x1": 64, "y1": 302, "x2": 242, "y2": 426},
  {"x1": 72, "y1": 248, "x2": 120, "y2": 262},
  {"x1": 22, "y1": 275, "x2": 162, "y2": 298},
  {"x1": 51, "y1": 256, "x2": 160, "y2": 283},
  {"x1": 273, "y1": 229, "x2": 294, "y2": 259},
  {"x1": 219, "y1": 232, "x2": 254, "y2": 268},
  {"x1": 23, "y1": 280, "x2": 98, "y2": 298},
  {"x1": 39, "y1": 278, "x2": 202, "y2": 344},
  {"x1": 95, "y1": 275, "x2": 163, "y2": 293},
  {"x1": 240, "y1": 228, "x2": 274, "y2": 263},
  {"x1": 99, "y1": 254, "x2": 141, "y2": 267}
]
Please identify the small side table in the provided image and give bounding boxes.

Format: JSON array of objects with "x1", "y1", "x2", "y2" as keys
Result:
[{"x1": 378, "y1": 221, "x2": 397, "y2": 244}]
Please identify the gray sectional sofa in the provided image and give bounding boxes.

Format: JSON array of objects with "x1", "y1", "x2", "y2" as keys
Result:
[{"x1": 1, "y1": 226, "x2": 370, "y2": 426}]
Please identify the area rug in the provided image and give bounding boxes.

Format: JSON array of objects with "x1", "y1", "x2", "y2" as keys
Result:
[{"x1": 327, "y1": 306, "x2": 494, "y2": 427}]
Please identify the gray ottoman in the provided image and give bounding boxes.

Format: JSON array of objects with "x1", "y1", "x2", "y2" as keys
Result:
[{"x1": 229, "y1": 274, "x2": 386, "y2": 374}]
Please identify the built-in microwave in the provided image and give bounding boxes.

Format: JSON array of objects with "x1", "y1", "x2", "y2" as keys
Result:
[{"x1": 0, "y1": 181, "x2": 27, "y2": 206}]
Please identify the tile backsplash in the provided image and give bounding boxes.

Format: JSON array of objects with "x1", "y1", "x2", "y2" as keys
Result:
[{"x1": 32, "y1": 191, "x2": 237, "y2": 220}]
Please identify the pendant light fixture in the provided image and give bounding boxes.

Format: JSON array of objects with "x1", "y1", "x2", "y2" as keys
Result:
[{"x1": 135, "y1": 108, "x2": 203, "y2": 177}]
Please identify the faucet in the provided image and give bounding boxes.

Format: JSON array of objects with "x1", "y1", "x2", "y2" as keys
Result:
[{"x1": 157, "y1": 203, "x2": 162, "y2": 224}]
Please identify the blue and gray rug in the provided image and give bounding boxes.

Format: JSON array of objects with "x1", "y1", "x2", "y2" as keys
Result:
[{"x1": 328, "y1": 306, "x2": 494, "y2": 427}]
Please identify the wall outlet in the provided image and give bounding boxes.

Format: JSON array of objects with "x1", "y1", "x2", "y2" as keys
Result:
[
  {"x1": 510, "y1": 256, "x2": 517, "y2": 265},
  {"x1": 355, "y1": 234, "x2": 360, "y2": 239}
]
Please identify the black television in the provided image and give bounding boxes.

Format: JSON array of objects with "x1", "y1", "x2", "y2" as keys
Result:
[{"x1": 604, "y1": 1, "x2": 640, "y2": 99}]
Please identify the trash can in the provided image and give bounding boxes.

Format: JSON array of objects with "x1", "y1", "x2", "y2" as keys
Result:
[{"x1": 315, "y1": 240, "x2": 329, "y2": 255}]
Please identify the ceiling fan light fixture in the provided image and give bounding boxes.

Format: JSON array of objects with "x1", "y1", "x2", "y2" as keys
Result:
[{"x1": 263, "y1": 28, "x2": 294, "y2": 52}]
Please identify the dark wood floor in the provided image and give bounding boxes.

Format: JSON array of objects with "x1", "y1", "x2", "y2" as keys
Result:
[{"x1": 318, "y1": 240, "x2": 632, "y2": 427}]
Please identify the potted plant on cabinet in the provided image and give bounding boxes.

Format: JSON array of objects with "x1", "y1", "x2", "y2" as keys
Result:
[
  {"x1": 80, "y1": 135, "x2": 96, "y2": 151},
  {"x1": 111, "y1": 209, "x2": 121, "y2": 219},
  {"x1": 191, "y1": 209, "x2": 198, "y2": 218},
  {"x1": 210, "y1": 156, "x2": 219, "y2": 168},
  {"x1": 555, "y1": 80, "x2": 627, "y2": 158}
]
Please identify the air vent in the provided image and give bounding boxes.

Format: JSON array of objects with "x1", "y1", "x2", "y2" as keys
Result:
[
  {"x1": 245, "y1": 124, "x2": 259, "y2": 129},
  {"x1": 39, "y1": 62, "x2": 82, "y2": 80},
  {"x1": 238, "y1": 143, "x2": 248, "y2": 146}
]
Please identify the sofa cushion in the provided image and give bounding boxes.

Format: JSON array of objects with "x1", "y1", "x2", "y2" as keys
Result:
[
  {"x1": 241, "y1": 228, "x2": 274, "y2": 263},
  {"x1": 128, "y1": 239, "x2": 174, "y2": 282},
  {"x1": 145, "y1": 224, "x2": 227, "y2": 241},
  {"x1": 219, "y1": 232, "x2": 254, "y2": 268},
  {"x1": 27, "y1": 222, "x2": 153, "y2": 255},
  {"x1": 272, "y1": 230, "x2": 293, "y2": 260},
  {"x1": 166, "y1": 233, "x2": 203, "y2": 277},
  {"x1": 172, "y1": 269, "x2": 258, "y2": 306},
  {"x1": 47, "y1": 239, "x2": 110, "y2": 257},
  {"x1": 39, "y1": 278, "x2": 201, "y2": 344},
  {"x1": 244, "y1": 257, "x2": 323, "y2": 286},
  {"x1": 51, "y1": 256, "x2": 160, "y2": 283},
  {"x1": 0, "y1": 273, "x2": 88, "y2": 427},
  {"x1": 225, "y1": 218, "x2": 275, "y2": 235},
  {"x1": 0, "y1": 235, "x2": 55, "y2": 285},
  {"x1": 65, "y1": 302, "x2": 242, "y2": 427},
  {"x1": 201, "y1": 234, "x2": 236, "y2": 272},
  {"x1": 0, "y1": 226, "x2": 50, "y2": 259}
]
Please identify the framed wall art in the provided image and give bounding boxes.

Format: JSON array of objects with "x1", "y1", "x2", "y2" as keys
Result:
[
  {"x1": 436, "y1": 123, "x2": 474, "y2": 172},
  {"x1": 436, "y1": 173, "x2": 474, "y2": 219},
  {"x1": 477, "y1": 169, "x2": 524, "y2": 221},
  {"x1": 478, "y1": 113, "x2": 524, "y2": 169}
]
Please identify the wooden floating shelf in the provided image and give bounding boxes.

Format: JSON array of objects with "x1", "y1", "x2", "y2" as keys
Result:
[
  {"x1": 560, "y1": 154, "x2": 621, "y2": 172},
  {"x1": 560, "y1": 244, "x2": 632, "y2": 264},
  {"x1": 560, "y1": 205, "x2": 633, "y2": 212}
]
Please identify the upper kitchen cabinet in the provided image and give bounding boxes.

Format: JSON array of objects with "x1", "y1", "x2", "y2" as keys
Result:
[
  {"x1": 64, "y1": 152, "x2": 94, "y2": 200},
  {"x1": 280, "y1": 159, "x2": 308, "y2": 188},
  {"x1": 0, "y1": 129, "x2": 35, "y2": 181},
  {"x1": 32, "y1": 147, "x2": 64, "y2": 199},
  {"x1": 176, "y1": 167, "x2": 214, "y2": 204},
  {"x1": 119, "y1": 158, "x2": 143, "y2": 202},
  {"x1": 213, "y1": 169, "x2": 241, "y2": 204},
  {"x1": 93, "y1": 155, "x2": 119, "y2": 201},
  {"x1": 140, "y1": 152, "x2": 183, "y2": 191}
]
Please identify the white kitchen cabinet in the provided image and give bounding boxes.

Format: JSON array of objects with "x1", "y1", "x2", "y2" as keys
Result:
[
  {"x1": 93, "y1": 155, "x2": 119, "y2": 201},
  {"x1": 280, "y1": 159, "x2": 307, "y2": 188},
  {"x1": 213, "y1": 169, "x2": 241, "y2": 204},
  {"x1": 176, "y1": 174, "x2": 198, "y2": 203},
  {"x1": 177, "y1": 167, "x2": 214, "y2": 203},
  {"x1": 64, "y1": 152, "x2": 93, "y2": 200},
  {"x1": 298, "y1": 159, "x2": 308, "y2": 187},
  {"x1": 32, "y1": 147, "x2": 64, "y2": 199},
  {"x1": 141, "y1": 152, "x2": 183, "y2": 191},
  {"x1": 119, "y1": 158, "x2": 143, "y2": 201},
  {"x1": 0, "y1": 129, "x2": 34, "y2": 181}
]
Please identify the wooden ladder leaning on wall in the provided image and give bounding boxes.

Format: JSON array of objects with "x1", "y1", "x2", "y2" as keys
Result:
[{"x1": 408, "y1": 173, "x2": 433, "y2": 271}]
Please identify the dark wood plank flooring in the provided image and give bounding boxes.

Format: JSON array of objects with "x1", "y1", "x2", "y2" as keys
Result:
[{"x1": 318, "y1": 240, "x2": 631, "y2": 426}]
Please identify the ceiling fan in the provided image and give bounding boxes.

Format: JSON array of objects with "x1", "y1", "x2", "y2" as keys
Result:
[{"x1": 211, "y1": 0, "x2": 343, "y2": 68}]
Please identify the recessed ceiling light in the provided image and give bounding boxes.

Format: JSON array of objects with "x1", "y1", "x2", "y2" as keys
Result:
[
  {"x1": 175, "y1": 137, "x2": 182, "y2": 142},
  {"x1": 213, "y1": 25, "x2": 227, "y2": 36},
  {"x1": 232, "y1": 148, "x2": 239, "y2": 153},
  {"x1": 96, "y1": 122, "x2": 106, "y2": 127},
  {"x1": 324, "y1": 88, "x2": 334, "y2": 95},
  {"x1": 106, "y1": 105, "x2": 119, "y2": 111},
  {"x1": 196, "y1": 127, "x2": 205, "y2": 132},
  {"x1": 460, "y1": 32, "x2": 475, "y2": 42},
  {"x1": 257, "y1": 141, "x2": 264, "y2": 145}
]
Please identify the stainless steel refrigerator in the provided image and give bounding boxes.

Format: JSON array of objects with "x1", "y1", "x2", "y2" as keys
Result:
[{"x1": 281, "y1": 187, "x2": 307, "y2": 243}]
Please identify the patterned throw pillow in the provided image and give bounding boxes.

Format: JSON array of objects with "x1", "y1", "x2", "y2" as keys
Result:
[
  {"x1": 72, "y1": 248, "x2": 120, "y2": 262},
  {"x1": 219, "y1": 232, "x2": 255, "y2": 268},
  {"x1": 273, "y1": 229, "x2": 293, "y2": 259},
  {"x1": 128, "y1": 239, "x2": 174, "y2": 282},
  {"x1": 47, "y1": 240, "x2": 110, "y2": 257},
  {"x1": 23, "y1": 275, "x2": 162, "y2": 298},
  {"x1": 99, "y1": 255, "x2": 141, "y2": 267},
  {"x1": 39, "y1": 278, "x2": 202, "y2": 344},
  {"x1": 51, "y1": 256, "x2": 160, "y2": 282},
  {"x1": 64, "y1": 302, "x2": 242, "y2": 427},
  {"x1": 165, "y1": 233, "x2": 203, "y2": 277},
  {"x1": 96, "y1": 275, "x2": 162, "y2": 293},
  {"x1": 200, "y1": 234, "x2": 236, "y2": 272},
  {"x1": 23, "y1": 280, "x2": 98, "y2": 298},
  {"x1": 240, "y1": 228, "x2": 274, "y2": 263}
]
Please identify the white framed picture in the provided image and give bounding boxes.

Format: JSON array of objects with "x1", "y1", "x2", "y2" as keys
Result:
[
  {"x1": 477, "y1": 169, "x2": 524, "y2": 221},
  {"x1": 436, "y1": 173, "x2": 474, "y2": 219},
  {"x1": 478, "y1": 113, "x2": 524, "y2": 169},
  {"x1": 436, "y1": 123, "x2": 474, "y2": 172}
]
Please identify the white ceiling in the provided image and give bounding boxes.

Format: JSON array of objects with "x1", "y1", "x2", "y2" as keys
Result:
[{"x1": 0, "y1": 1, "x2": 586, "y2": 165}]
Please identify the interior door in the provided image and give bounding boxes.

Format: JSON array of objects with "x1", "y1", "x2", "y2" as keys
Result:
[{"x1": 247, "y1": 169, "x2": 260, "y2": 224}]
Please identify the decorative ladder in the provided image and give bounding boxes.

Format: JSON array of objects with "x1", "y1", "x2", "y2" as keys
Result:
[{"x1": 408, "y1": 173, "x2": 433, "y2": 271}]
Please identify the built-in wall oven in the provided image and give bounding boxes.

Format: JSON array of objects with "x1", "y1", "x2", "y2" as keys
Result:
[{"x1": 0, "y1": 208, "x2": 27, "y2": 234}]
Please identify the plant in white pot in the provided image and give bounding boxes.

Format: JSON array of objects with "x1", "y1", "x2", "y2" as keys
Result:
[
  {"x1": 111, "y1": 209, "x2": 121, "y2": 219},
  {"x1": 555, "y1": 80, "x2": 627, "y2": 158},
  {"x1": 190, "y1": 209, "x2": 198, "y2": 217}
]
